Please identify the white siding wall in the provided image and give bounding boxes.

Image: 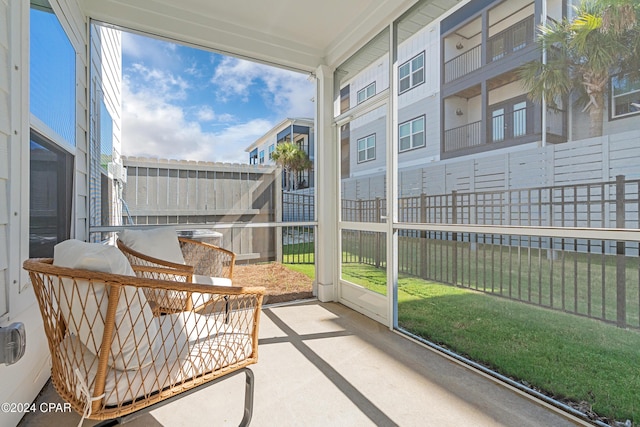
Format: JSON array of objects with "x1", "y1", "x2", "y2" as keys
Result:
[
  {"x1": 397, "y1": 21, "x2": 440, "y2": 108},
  {"x1": 0, "y1": 0, "x2": 89, "y2": 425},
  {"x1": 0, "y1": 0, "x2": 11, "y2": 321},
  {"x1": 348, "y1": 55, "x2": 389, "y2": 111}
]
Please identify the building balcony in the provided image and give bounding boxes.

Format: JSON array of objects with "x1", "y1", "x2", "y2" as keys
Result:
[{"x1": 443, "y1": 2, "x2": 537, "y2": 85}]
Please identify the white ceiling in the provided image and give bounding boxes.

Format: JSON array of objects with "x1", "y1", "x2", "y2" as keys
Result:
[{"x1": 81, "y1": 0, "x2": 460, "y2": 73}]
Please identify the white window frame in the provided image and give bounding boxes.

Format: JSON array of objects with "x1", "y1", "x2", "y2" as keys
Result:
[
  {"x1": 357, "y1": 82, "x2": 376, "y2": 104},
  {"x1": 398, "y1": 116, "x2": 425, "y2": 152},
  {"x1": 611, "y1": 72, "x2": 640, "y2": 119},
  {"x1": 398, "y1": 52, "x2": 425, "y2": 94},
  {"x1": 268, "y1": 144, "x2": 275, "y2": 159},
  {"x1": 357, "y1": 134, "x2": 376, "y2": 163},
  {"x1": 259, "y1": 150, "x2": 265, "y2": 164}
]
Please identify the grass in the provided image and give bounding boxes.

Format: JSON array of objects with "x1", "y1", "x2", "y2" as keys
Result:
[
  {"x1": 284, "y1": 262, "x2": 315, "y2": 279},
  {"x1": 353, "y1": 263, "x2": 639, "y2": 424},
  {"x1": 282, "y1": 241, "x2": 640, "y2": 422}
]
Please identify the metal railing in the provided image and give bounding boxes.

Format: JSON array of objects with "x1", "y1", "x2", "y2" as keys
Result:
[
  {"x1": 444, "y1": 44, "x2": 482, "y2": 83},
  {"x1": 443, "y1": 121, "x2": 482, "y2": 153},
  {"x1": 341, "y1": 175, "x2": 640, "y2": 329}
]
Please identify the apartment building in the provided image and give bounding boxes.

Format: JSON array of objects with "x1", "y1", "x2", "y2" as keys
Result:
[
  {"x1": 338, "y1": 0, "x2": 640, "y2": 185},
  {"x1": 246, "y1": 117, "x2": 315, "y2": 189}
]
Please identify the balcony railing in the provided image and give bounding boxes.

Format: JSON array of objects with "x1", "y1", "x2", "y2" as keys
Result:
[
  {"x1": 444, "y1": 44, "x2": 481, "y2": 84},
  {"x1": 444, "y1": 15, "x2": 535, "y2": 83},
  {"x1": 443, "y1": 120, "x2": 482, "y2": 153}
]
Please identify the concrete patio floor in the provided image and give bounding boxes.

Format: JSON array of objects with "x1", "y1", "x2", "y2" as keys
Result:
[{"x1": 19, "y1": 300, "x2": 590, "y2": 427}]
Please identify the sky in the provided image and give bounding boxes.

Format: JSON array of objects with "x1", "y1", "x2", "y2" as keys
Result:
[{"x1": 121, "y1": 32, "x2": 316, "y2": 164}]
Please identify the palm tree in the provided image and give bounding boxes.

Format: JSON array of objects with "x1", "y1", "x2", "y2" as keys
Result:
[
  {"x1": 519, "y1": 0, "x2": 639, "y2": 137},
  {"x1": 271, "y1": 142, "x2": 312, "y2": 191}
]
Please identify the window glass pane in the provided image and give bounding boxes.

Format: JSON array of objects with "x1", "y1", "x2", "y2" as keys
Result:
[
  {"x1": 412, "y1": 54, "x2": 424, "y2": 70},
  {"x1": 29, "y1": 133, "x2": 73, "y2": 257},
  {"x1": 412, "y1": 117, "x2": 424, "y2": 133},
  {"x1": 513, "y1": 101, "x2": 527, "y2": 137},
  {"x1": 367, "y1": 83, "x2": 376, "y2": 98},
  {"x1": 412, "y1": 68, "x2": 425, "y2": 86},
  {"x1": 492, "y1": 108, "x2": 505, "y2": 142},
  {"x1": 399, "y1": 63, "x2": 410, "y2": 79},
  {"x1": 30, "y1": 5, "x2": 76, "y2": 146}
]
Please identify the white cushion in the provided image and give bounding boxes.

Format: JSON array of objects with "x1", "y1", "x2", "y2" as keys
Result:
[
  {"x1": 193, "y1": 275, "x2": 232, "y2": 287},
  {"x1": 53, "y1": 240, "x2": 160, "y2": 371},
  {"x1": 119, "y1": 227, "x2": 185, "y2": 265},
  {"x1": 60, "y1": 312, "x2": 253, "y2": 406}
]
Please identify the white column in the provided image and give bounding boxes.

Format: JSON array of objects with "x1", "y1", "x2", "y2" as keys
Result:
[{"x1": 314, "y1": 65, "x2": 338, "y2": 302}]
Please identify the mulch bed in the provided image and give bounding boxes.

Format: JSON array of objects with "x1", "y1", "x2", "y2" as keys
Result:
[{"x1": 232, "y1": 262, "x2": 313, "y2": 304}]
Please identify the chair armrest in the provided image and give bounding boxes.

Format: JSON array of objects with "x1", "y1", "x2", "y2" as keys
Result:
[
  {"x1": 117, "y1": 239, "x2": 189, "y2": 271},
  {"x1": 178, "y1": 237, "x2": 236, "y2": 279}
]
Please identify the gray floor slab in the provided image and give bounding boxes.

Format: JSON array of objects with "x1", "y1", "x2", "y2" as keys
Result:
[{"x1": 18, "y1": 300, "x2": 589, "y2": 427}]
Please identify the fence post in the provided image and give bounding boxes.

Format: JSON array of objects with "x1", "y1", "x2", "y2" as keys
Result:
[
  {"x1": 420, "y1": 193, "x2": 428, "y2": 279},
  {"x1": 615, "y1": 175, "x2": 626, "y2": 328},
  {"x1": 358, "y1": 199, "x2": 363, "y2": 264},
  {"x1": 451, "y1": 190, "x2": 458, "y2": 285},
  {"x1": 375, "y1": 197, "x2": 381, "y2": 268},
  {"x1": 275, "y1": 168, "x2": 283, "y2": 263}
]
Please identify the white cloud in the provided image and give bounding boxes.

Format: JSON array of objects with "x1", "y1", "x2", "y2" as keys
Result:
[
  {"x1": 196, "y1": 106, "x2": 215, "y2": 122},
  {"x1": 122, "y1": 71, "x2": 271, "y2": 163},
  {"x1": 211, "y1": 57, "x2": 315, "y2": 118}
]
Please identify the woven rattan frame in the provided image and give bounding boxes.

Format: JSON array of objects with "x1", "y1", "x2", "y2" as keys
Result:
[
  {"x1": 117, "y1": 237, "x2": 236, "y2": 313},
  {"x1": 24, "y1": 258, "x2": 264, "y2": 422}
]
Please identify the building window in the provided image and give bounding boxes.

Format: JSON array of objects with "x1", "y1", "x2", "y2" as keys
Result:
[
  {"x1": 357, "y1": 82, "x2": 376, "y2": 104},
  {"x1": 30, "y1": 2, "x2": 76, "y2": 146},
  {"x1": 357, "y1": 134, "x2": 376, "y2": 163},
  {"x1": 399, "y1": 52, "x2": 424, "y2": 94},
  {"x1": 29, "y1": 1, "x2": 76, "y2": 257},
  {"x1": 488, "y1": 16, "x2": 534, "y2": 63},
  {"x1": 611, "y1": 73, "x2": 640, "y2": 119},
  {"x1": 259, "y1": 150, "x2": 265, "y2": 164},
  {"x1": 268, "y1": 144, "x2": 275, "y2": 159},
  {"x1": 399, "y1": 116, "x2": 425, "y2": 152},
  {"x1": 489, "y1": 97, "x2": 531, "y2": 143},
  {"x1": 29, "y1": 131, "x2": 74, "y2": 258}
]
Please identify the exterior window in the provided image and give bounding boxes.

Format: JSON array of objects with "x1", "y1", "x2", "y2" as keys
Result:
[
  {"x1": 611, "y1": 73, "x2": 640, "y2": 119},
  {"x1": 489, "y1": 97, "x2": 531, "y2": 143},
  {"x1": 357, "y1": 82, "x2": 376, "y2": 104},
  {"x1": 29, "y1": 131, "x2": 74, "y2": 257},
  {"x1": 30, "y1": 4, "x2": 76, "y2": 146},
  {"x1": 399, "y1": 116, "x2": 425, "y2": 152},
  {"x1": 259, "y1": 150, "x2": 265, "y2": 164},
  {"x1": 357, "y1": 135, "x2": 376, "y2": 163},
  {"x1": 488, "y1": 16, "x2": 534, "y2": 63},
  {"x1": 268, "y1": 144, "x2": 275, "y2": 159},
  {"x1": 399, "y1": 52, "x2": 425, "y2": 93},
  {"x1": 29, "y1": 2, "x2": 76, "y2": 257},
  {"x1": 249, "y1": 148, "x2": 258, "y2": 164}
]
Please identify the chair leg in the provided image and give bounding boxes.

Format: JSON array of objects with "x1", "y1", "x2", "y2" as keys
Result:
[{"x1": 239, "y1": 367, "x2": 255, "y2": 427}]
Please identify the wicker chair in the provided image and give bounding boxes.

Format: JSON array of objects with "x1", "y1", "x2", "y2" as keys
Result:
[
  {"x1": 117, "y1": 237, "x2": 236, "y2": 314},
  {"x1": 24, "y1": 258, "x2": 264, "y2": 426}
]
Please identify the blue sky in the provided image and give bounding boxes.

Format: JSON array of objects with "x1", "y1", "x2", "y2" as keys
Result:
[{"x1": 121, "y1": 32, "x2": 316, "y2": 163}]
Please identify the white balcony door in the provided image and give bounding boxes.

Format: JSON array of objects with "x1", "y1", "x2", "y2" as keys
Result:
[{"x1": 334, "y1": 28, "x2": 393, "y2": 324}]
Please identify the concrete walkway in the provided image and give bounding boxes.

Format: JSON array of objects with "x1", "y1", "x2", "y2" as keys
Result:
[{"x1": 20, "y1": 300, "x2": 589, "y2": 427}]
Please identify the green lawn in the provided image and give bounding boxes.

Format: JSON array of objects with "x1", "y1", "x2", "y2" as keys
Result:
[
  {"x1": 282, "y1": 241, "x2": 640, "y2": 423},
  {"x1": 349, "y1": 263, "x2": 640, "y2": 424}
]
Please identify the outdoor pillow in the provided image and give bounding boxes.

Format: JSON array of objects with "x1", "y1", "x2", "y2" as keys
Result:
[
  {"x1": 53, "y1": 239, "x2": 160, "y2": 370},
  {"x1": 119, "y1": 227, "x2": 185, "y2": 265}
]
